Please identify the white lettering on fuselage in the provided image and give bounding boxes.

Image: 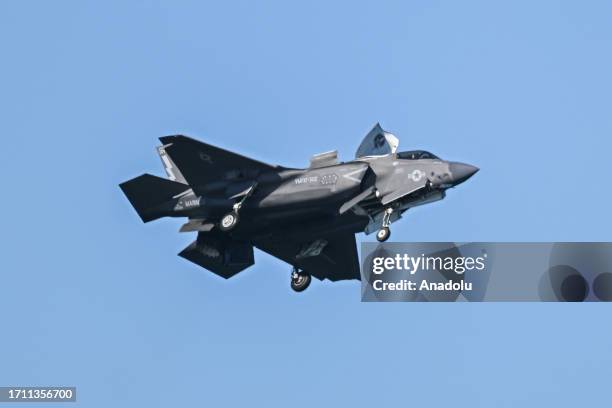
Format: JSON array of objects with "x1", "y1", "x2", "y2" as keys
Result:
[
  {"x1": 184, "y1": 198, "x2": 201, "y2": 207},
  {"x1": 294, "y1": 176, "x2": 319, "y2": 185},
  {"x1": 294, "y1": 174, "x2": 338, "y2": 186}
]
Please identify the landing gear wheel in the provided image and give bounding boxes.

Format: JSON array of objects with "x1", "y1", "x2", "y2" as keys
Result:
[
  {"x1": 376, "y1": 227, "x2": 391, "y2": 242},
  {"x1": 219, "y1": 211, "x2": 239, "y2": 231},
  {"x1": 291, "y1": 269, "x2": 312, "y2": 292}
]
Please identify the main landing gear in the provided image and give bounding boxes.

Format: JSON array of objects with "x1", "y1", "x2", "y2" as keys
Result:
[
  {"x1": 219, "y1": 211, "x2": 239, "y2": 231},
  {"x1": 376, "y1": 208, "x2": 393, "y2": 242},
  {"x1": 218, "y1": 183, "x2": 258, "y2": 232},
  {"x1": 291, "y1": 267, "x2": 312, "y2": 292}
]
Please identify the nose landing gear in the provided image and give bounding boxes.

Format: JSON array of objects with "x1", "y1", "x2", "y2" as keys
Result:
[
  {"x1": 290, "y1": 267, "x2": 312, "y2": 292},
  {"x1": 376, "y1": 227, "x2": 390, "y2": 242},
  {"x1": 376, "y1": 208, "x2": 393, "y2": 242}
]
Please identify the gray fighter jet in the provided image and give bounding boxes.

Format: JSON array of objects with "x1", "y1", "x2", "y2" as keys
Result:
[{"x1": 120, "y1": 124, "x2": 478, "y2": 292}]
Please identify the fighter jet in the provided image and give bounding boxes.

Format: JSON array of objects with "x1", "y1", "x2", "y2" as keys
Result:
[{"x1": 120, "y1": 124, "x2": 478, "y2": 292}]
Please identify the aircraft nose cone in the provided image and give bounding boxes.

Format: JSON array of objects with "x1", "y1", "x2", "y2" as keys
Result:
[{"x1": 449, "y1": 162, "x2": 479, "y2": 186}]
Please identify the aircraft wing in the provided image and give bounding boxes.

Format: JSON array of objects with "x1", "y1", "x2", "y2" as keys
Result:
[
  {"x1": 254, "y1": 233, "x2": 361, "y2": 281},
  {"x1": 159, "y1": 135, "x2": 278, "y2": 194}
]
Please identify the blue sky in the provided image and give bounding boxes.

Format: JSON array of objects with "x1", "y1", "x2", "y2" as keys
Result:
[{"x1": 1, "y1": 1, "x2": 611, "y2": 406}]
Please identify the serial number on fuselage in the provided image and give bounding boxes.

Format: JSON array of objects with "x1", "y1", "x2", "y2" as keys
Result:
[{"x1": 294, "y1": 174, "x2": 338, "y2": 186}]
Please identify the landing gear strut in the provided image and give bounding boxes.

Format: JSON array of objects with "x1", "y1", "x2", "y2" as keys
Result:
[
  {"x1": 291, "y1": 267, "x2": 312, "y2": 292},
  {"x1": 376, "y1": 208, "x2": 393, "y2": 242},
  {"x1": 218, "y1": 182, "x2": 258, "y2": 232}
]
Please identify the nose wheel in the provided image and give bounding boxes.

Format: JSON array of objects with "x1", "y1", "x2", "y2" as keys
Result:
[
  {"x1": 376, "y1": 208, "x2": 393, "y2": 242},
  {"x1": 376, "y1": 227, "x2": 391, "y2": 242},
  {"x1": 290, "y1": 268, "x2": 312, "y2": 292}
]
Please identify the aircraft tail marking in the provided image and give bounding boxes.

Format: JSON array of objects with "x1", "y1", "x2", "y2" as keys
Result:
[{"x1": 157, "y1": 144, "x2": 188, "y2": 184}]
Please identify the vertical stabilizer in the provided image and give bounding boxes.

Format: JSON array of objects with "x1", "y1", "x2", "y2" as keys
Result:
[{"x1": 157, "y1": 144, "x2": 188, "y2": 184}]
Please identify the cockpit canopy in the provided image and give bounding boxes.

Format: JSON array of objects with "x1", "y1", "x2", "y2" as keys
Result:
[{"x1": 396, "y1": 150, "x2": 439, "y2": 160}]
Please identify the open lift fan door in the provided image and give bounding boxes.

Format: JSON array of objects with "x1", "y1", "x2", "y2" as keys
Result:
[{"x1": 355, "y1": 123, "x2": 399, "y2": 158}]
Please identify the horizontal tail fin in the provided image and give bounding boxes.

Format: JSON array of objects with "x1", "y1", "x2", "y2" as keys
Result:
[{"x1": 119, "y1": 174, "x2": 190, "y2": 222}]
